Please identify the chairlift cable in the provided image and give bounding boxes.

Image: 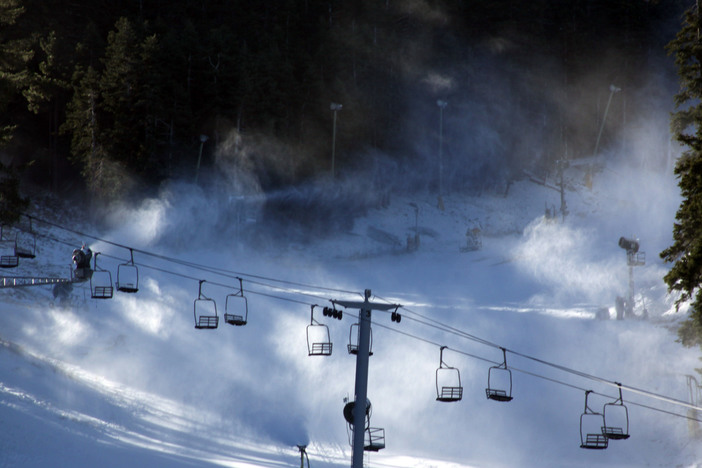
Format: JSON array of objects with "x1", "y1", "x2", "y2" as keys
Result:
[
  {"x1": 379, "y1": 302, "x2": 702, "y2": 413},
  {"x1": 371, "y1": 320, "x2": 702, "y2": 424},
  {"x1": 40, "y1": 231, "x2": 323, "y2": 308},
  {"x1": 21, "y1": 212, "x2": 702, "y2": 418},
  {"x1": 27, "y1": 213, "x2": 362, "y2": 297}
]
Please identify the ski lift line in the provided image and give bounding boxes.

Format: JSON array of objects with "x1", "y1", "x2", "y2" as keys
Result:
[
  {"x1": 26, "y1": 213, "x2": 702, "y2": 417},
  {"x1": 27, "y1": 213, "x2": 362, "y2": 297},
  {"x1": 103, "y1": 250, "x2": 328, "y2": 300},
  {"x1": 372, "y1": 319, "x2": 702, "y2": 424},
  {"x1": 379, "y1": 302, "x2": 702, "y2": 414},
  {"x1": 373, "y1": 296, "x2": 500, "y2": 349},
  {"x1": 76, "y1": 246, "x2": 318, "y2": 308},
  {"x1": 126, "y1": 257, "x2": 313, "y2": 306},
  {"x1": 153, "y1": 257, "x2": 361, "y2": 296}
]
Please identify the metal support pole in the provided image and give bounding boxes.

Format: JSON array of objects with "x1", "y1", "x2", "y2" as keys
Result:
[
  {"x1": 334, "y1": 290, "x2": 399, "y2": 468},
  {"x1": 195, "y1": 134, "x2": 208, "y2": 184},
  {"x1": 594, "y1": 85, "x2": 620, "y2": 157},
  {"x1": 437, "y1": 100, "x2": 447, "y2": 209},
  {"x1": 330, "y1": 103, "x2": 342, "y2": 179},
  {"x1": 351, "y1": 291, "x2": 372, "y2": 468},
  {"x1": 627, "y1": 264, "x2": 634, "y2": 318},
  {"x1": 332, "y1": 110, "x2": 337, "y2": 179}
]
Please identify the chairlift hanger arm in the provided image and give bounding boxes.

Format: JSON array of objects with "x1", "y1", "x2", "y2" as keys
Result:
[
  {"x1": 198, "y1": 279, "x2": 212, "y2": 300},
  {"x1": 332, "y1": 299, "x2": 400, "y2": 312}
]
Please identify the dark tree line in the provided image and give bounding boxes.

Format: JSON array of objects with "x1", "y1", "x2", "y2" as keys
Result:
[
  {"x1": 663, "y1": 1, "x2": 702, "y2": 347},
  {"x1": 0, "y1": 0, "x2": 684, "y2": 207}
]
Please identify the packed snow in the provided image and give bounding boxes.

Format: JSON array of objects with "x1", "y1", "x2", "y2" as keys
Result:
[{"x1": 1, "y1": 156, "x2": 702, "y2": 468}]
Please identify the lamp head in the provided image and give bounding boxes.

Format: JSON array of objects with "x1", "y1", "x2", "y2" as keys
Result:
[{"x1": 618, "y1": 236, "x2": 639, "y2": 253}]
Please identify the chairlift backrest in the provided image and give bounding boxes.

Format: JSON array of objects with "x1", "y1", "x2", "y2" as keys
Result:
[
  {"x1": 486, "y1": 348, "x2": 513, "y2": 402},
  {"x1": 116, "y1": 249, "x2": 138, "y2": 293},
  {"x1": 307, "y1": 305, "x2": 332, "y2": 356},
  {"x1": 194, "y1": 280, "x2": 218, "y2": 329},
  {"x1": 436, "y1": 346, "x2": 463, "y2": 402},
  {"x1": 224, "y1": 278, "x2": 248, "y2": 326},
  {"x1": 90, "y1": 252, "x2": 113, "y2": 299}
]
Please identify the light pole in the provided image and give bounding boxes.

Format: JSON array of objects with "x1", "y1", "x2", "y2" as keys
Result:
[
  {"x1": 194, "y1": 134, "x2": 208, "y2": 184},
  {"x1": 437, "y1": 100, "x2": 447, "y2": 210},
  {"x1": 330, "y1": 103, "x2": 342, "y2": 179},
  {"x1": 594, "y1": 84, "x2": 620, "y2": 157},
  {"x1": 297, "y1": 445, "x2": 310, "y2": 468}
]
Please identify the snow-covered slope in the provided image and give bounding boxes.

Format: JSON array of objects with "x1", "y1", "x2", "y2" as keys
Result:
[{"x1": 1, "y1": 159, "x2": 701, "y2": 468}]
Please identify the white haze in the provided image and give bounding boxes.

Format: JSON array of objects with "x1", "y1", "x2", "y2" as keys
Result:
[{"x1": 3, "y1": 50, "x2": 702, "y2": 466}]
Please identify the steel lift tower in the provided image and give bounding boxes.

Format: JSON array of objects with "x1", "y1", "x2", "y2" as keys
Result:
[{"x1": 334, "y1": 289, "x2": 399, "y2": 468}]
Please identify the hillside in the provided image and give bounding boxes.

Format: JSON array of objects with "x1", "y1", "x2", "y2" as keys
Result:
[{"x1": 1, "y1": 154, "x2": 701, "y2": 468}]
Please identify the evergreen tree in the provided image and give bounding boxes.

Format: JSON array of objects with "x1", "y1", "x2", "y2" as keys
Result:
[
  {"x1": 662, "y1": 1, "x2": 702, "y2": 347},
  {"x1": 0, "y1": 0, "x2": 31, "y2": 143},
  {"x1": 62, "y1": 65, "x2": 105, "y2": 194}
]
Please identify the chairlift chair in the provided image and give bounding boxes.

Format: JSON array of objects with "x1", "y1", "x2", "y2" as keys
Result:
[
  {"x1": 364, "y1": 427, "x2": 385, "y2": 452},
  {"x1": 486, "y1": 347, "x2": 513, "y2": 402},
  {"x1": 90, "y1": 252, "x2": 114, "y2": 299},
  {"x1": 348, "y1": 322, "x2": 373, "y2": 356},
  {"x1": 436, "y1": 346, "x2": 463, "y2": 402},
  {"x1": 14, "y1": 218, "x2": 36, "y2": 259},
  {"x1": 224, "y1": 277, "x2": 248, "y2": 326},
  {"x1": 194, "y1": 280, "x2": 218, "y2": 329},
  {"x1": 602, "y1": 383, "x2": 630, "y2": 440},
  {"x1": 580, "y1": 390, "x2": 608, "y2": 449},
  {"x1": 307, "y1": 305, "x2": 332, "y2": 356},
  {"x1": 116, "y1": 248, "x2": 139, "y2": 293},
  {"x1": 0, "y1": 226, "x2": 18, "y2": 268}
]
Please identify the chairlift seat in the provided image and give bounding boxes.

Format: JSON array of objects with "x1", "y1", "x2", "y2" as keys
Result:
[
  {"x1": 486, "y1": 388, "x2": 513, "y2": 402},
  {"x1": 15, "y1": 245, "x2": 35, "y2": 259},
  {"x1": 437, "y1": 386, "x2": 463, "y2": 402},
  {"x1": 15, "y1": 248, "x2": 35, "y2": 259},
  {"x1": 581, "y1": 433, "x2": 608, "y2": 449},
  {"x1": 0, "y1": 255, "x2": 18, "y2": 268},
  {"x1": 225, "y1": 313, "x2": 246, "y2": 326},
  {"x1": 225, "y1": 292, "x2": 248, "y2": 326},
  {"x1": 347, "y1": 344, "x2": 373, "y2": 356},
  {"x1": 364, "y1": 428, "x2": 385, "y2": 452},
  {"x1": 117, "y1": 282, "x2": 138, "y2": 293},
  {"x1": 602, "y1": 426, "x2": 629, "y2": 440}
]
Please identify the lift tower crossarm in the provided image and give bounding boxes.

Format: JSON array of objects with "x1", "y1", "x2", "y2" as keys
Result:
[
  {"x1": 0, "y1": 276, "x2": 72, "y2": 288},
  {"x1": 332, "y1": 290, "x2": 400, "y2": 468}
]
